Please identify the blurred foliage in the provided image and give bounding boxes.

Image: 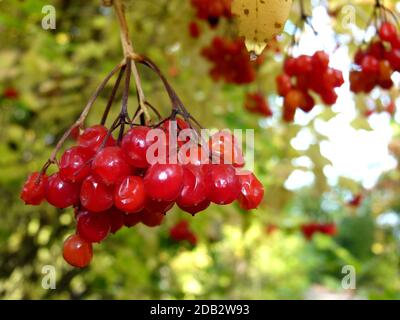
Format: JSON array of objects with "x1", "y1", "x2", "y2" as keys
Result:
[{"x1": 0, "y1": 0, "x2": 399, "y2": 299}]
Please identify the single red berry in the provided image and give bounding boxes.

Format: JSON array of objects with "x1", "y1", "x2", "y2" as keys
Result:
[
  {"x1": 144, "y1": 163, "x2": 184, "y2": 202},
  {"x1": 301, "y1": 223, "x2": 319, "y2": 240},
  {"x1": 206, "y1": 164, "x2": 240, "y2": 205},
  {"x1": 78, "y1": 125, "x2": 115, "y2": 152},
  {"x1": 59, "y1": 146, "x2": 94, "y2": 183},
  {"x1": 361, "y1": 55, "x2": 380, "y2": 74},
  {"x1": 312, "y1": 51, "x2": 330, "y2": 71},
  {"x1": 46, "y1": 173, "x2": 79, "y2": 209},
  {"x1": 178, "y1": 198, "x2": 211, "y2": 215},
  {"x1": 284, "y1": 57, "x2": 297, "y2": 76},
  {"x1": 209, "y1": 130, "x2": 244, "y2": 167},
  {"x1": 354, "y1": 49, "x2": 366, "y2": 65},
  {"x1": 123, "y1": 212, "x2": 142, "y2": 227},
  {"x1": 188, "y1": 21, "x2": 201, "y2": 38},
  {"x1": 3, "y1": 87, "x2": 19, "y2": 99},
  {"x1": 107, "y1": 207, "x2": 125, "y2": 233},
  {"x1": 237, "y1": 172, "x2": 264, "y2": 210},
  {"x1": 379, "y1": 22, "x2": 398, "y2": 43},
  {"x1": 20, "y1": 172, "x2": 48, "y2": 205},
  {"x1": 276, "y1": 74, "x2": 292, "y2": 96},
  {"x1": 299, "y1": 92, "x2": 315, "y2": 113},
  {"x1": 367, "y1": 41, "x2": 385, "y2": 60},
  {"x1": 62, "y1": 234, "x2": 93, "y2": 268},
  {"x1": 114, "y1": 176, "x2": 146, "y2": 213},
  {"x1": 321, "y1": 89, "x2": 338, "y2": 105},
  {"x1": 295, "y1": 55, "x2": 313, "y2": 74},
  {"x1": 177, "y1": 165, "x2": 208, "y2": 208},
  {"x1": 318, "y1": 223, "x2": 337, "y2": 236},
  {"x1": 77, "y1": 210, "x2": 111, "y2": 243},
  {"x1": 121, "y1": 126, "x2": 152, "y2": 168},
  {"x1": 144, "y1": 197, "x2": 175, "y2": 213},
  {"x1": 385, "y1": 49, "x2": 400, "y2": 71},
  {"x1": 80, "y1": 175, "x2": 113, "y2": 212},
  {"x1": 140, "y1": 209, "x2": 165, "y2": 227},
  {"x1": 92, "y1": 146, "x2": 131, "y2": 185}
]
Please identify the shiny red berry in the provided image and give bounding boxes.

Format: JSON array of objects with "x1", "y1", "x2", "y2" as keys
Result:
[
  {"x1": 121, "y1": 126, "x2": 152, "y2": 168},
  {"x1": 46, "y1": 173, "x2": 79, "y2": 208},
  {"x1": 20, "y1": 172, "x2": 48, "y2": 205},
  {"x1": 114, "y1": 176, "x2": 146, "y2": 213},
  {"x1": 295, "y1": 55, "x2": 313, "y2": 73},
  {"x1": 178, "y1": 198, "x2": 210, "y2": 215},
  {"x1": 312, "y1": 51, "x2": 329, "y2": 71},
  {"x1": 361, "y1": 55, "x2": 379, "y2": 74},
  {"x1": 379, "y1": 22, "x2": 398, "y2": 43},
  {"x1": 92, "y1": 146, "x2": 131, "y2": 185},
  {"x1": 144, "y1": 197, "x2": 175, "y2": 213},
  {"x1": 237, "y1": 172, "x2": 264, "y2": 210},
  {"x1": 62, "y1": 234, "x2": 93, "y2": 268},
  {"x1": 177, "y1": 165, "x2": 208, "y2": 208},
  {"x1": 140, "y1": 209, "x2": 165, "y2": 227},
  {"x1": 123, "y1": 212, "x2": 142, "y2": 227},
  {"x1": 77, "y1": 210, "x2": 111, "y2": 243},
  {"x1": 59, "y1": 146, "x2": 94, "y2": 183},
  {"x1": 80, "y1": 175, "x2": 113, "y2": 212},
  {"x1": 144, "y1": 163, "x2": 184, "y2": 202},
  {"x1": 207, "y1": 164, "x2": 240, "y2": 205},
  {"x1": 78, "y1": 125, "x2": 115, "y2": 151}
]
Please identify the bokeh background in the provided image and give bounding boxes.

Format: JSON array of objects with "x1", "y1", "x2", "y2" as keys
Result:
[{"x1": 0, "y1": 0, "x2": 399, "y2": 299}]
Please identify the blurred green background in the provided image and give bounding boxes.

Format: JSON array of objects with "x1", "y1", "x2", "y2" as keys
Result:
[{"x1": 0, "y1": 0, "x2": 399, "y2": 299}]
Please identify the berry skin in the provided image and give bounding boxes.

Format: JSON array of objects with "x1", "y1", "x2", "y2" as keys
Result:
[
  {"x1": 177, "y1": 165, "x2": 208, "y2": 208},
  {"x1": 140, "y1": 209, "x2": 165, "y2": 227},
  {"x1": 237, "y1": 172, "x2": 264, "y2": 210},
  {"x1": 312, "y1": 51, "x2": 329, "y2": 71},
  {"x1": 3, "y1": 87, "x2": 19, "y2": 99},
  {"x1": 295, "y1": 55, "x2": 312, "y2": 74},
  {"x1": 178, "y1": 198, "x2": 211, "y2": 216},
  {"x1": 46, "y1": 173, "x2": 79, "y2": 209},
  {"x1": 123, "y1": 212, "x2": 142, "y2": 228},
  {"x1": 144, "y1": 163, "x2": 184, "y2": 202},
  {"x1": 188, "y1": 21, "x2": 201, "y2": 38},
  {"x1": 206, "y1": 164, "x2": 240, "y2": 205},
  {"x1": 80, "y1": 175, "x2": 114, "y2": 212},
  {"x1": 379, "y1": 22, "x2": 398, "y2": 43},
  {"x1": 20, "y1": 172, "x2": 48, "y2": 205},
  {"x1": 114, "y1": 176, "x2": 146, "y2": 213},
  {"x1": 63, "y1": 234, "x2": 93, "y2": 268},
  {"x1": 244, "y1": 92, "x2": 273, "y2": 117},
  {"x1": 121, "y1": 126, "x2": 152, "y2": 168},
  {"x1": 107, "y1": 207, "x2": 125, "y2": 234},
  {"x1": 209, "y1": 130, "x2": 244, "y2": 167},
  {"x1": 386, "y1": 49, "x2": 400, "y2": 72},
  {"x1": 361, "y1": 55, "x2": 380, "y2": 74},
  {"x1": 144, "y1": 197, "x2": 175, "y2": 213},
  {"x1": 92, "y1": 146, "x2": 131, "y2": 185},
  {"x1": 77, "y1": 210, "x2": 111, "y2": 243},
  {"x1": 276, "y1": 74, "x2": 292, "y2": 97},
  {"x1": 284, "y1": 57, "x2": 297, "y2": 76},
  {"x1": 78, "y1": 125, "x2": 115, "y2": 151},
  {"x1": 284, "y1": 89, "x2": 306, "y2": 111},
  {"x1": 59, "y1": 146, "x2": 94, "y2": 183}
]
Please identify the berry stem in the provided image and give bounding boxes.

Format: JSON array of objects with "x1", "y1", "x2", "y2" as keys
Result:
[{"x1": 113, "y1": 0, "x2": 150, "y2": 123}]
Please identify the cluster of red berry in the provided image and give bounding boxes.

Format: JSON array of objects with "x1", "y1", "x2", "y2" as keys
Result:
[
  {"x1": 202, "y1": 37, "x2": 263, "y2": 85},
  {"x1": 244, "y1": 92, "x2": 273, "y2": 117},
  {"x1": 169, "y1": 220, "x2": 197, "y2": 246},
  {"x1": 21, "y1": 119, "x2": 264, "y2": 268},
  {"x1": 350, "y1": 22, "x2": 400, "y2": 93},
  {"x1": 276, "y1": 51, "x2": 344, "y2": 122},
  {"x1": 190, "y1": 0, "x2": 232, "y2": 27},
  {"x1": 300, "y1": 222, "x2": 337, "y2": 240}
]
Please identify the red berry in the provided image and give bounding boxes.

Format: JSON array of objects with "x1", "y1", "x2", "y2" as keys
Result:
[
  {"x1": 244, "y1": 92, "x2": 273, "y2": 117},
  {"x1": 140, "y1": 210, "x2": 165, "y2": 227},
  {"x1": 144, "y1": 163, "x2": 184, "y2": 202},
  {"x1": 206, "y1": 164, "x2": 240, "y2": 205},
  {"x1": 62, "y1": 234, "x2": 93, "y2": 268},
  {"x1": 299, "y1": 92, "x2": 315, "y2": 113},
  {"x1": 3, "y1": 87, "x2": 19, "y2": 99},
  {"x1": 379, "y1": 22, "x2": 398, "y2": 43},
  {"x1": 59, "y1": 146, "x2": 94, "y2": 183},
  {"x1": 386, "y1": 49, "x2": 400, "y2": 71},
  {"x1": 361, "y1": 55, "x2": 379, "y2": 74},
  {"x1": 188, "y1": 21, "x2": 201, "y2": 38},
  {"x1": 92, "y1": 146, "x2": 131, "y2": 185},
  {"x1": 209, "y1": 130, "x2": 244, "y2": 167},
  {"x1": 301, "y1": 223, "x2": 319, "y2": 240},
  {"x1": 80, "y1": 175, "x2": 113, "y2": 212},
  {"x1": 318, "y1": 223, "x2": 337, "y2": 236},
  {"x1": 276, "y1": 74, "x2": 292, "y2": 96},
  {"x1": 178, "y1": 198, "x2": 211, "y2": 215},
  {"x1": 295, "y1": 55, "x2": 313, "y2": 73},
  {"x1": 107, "y1": 207, "x2": 125, "y2": 234},
  {"x1": 354, "y1": 49, "x2": 366, "y2": 65},
  {"x1": 284, "y1": 57, "x2": 297, "y2": 76},
  {"x1": 78, "y1": 125, "x2": 115, "y2": 152},
  {"x1": 46, "y1": 173, "x2": 79, "y2": 209},
  {"x1": 177, "y1": 165, "x2": 208, "y2": 208},
  {"x1": 321, "y1": 90, "x2": 338, "y2": 105},
  {"x1": 20, "y1": 172, "x2": 48, "y2": 205},
  {"x1": 123, "y1": 212, "x2": 142, "y2": 228},
  {"x1": 144, "y1": 197, "x2": 175, "y2": 213},
  {"x1": 312, "y1": 51, "x2": 329, "y2": 71},
  {"x1": 114, "y1": 176, "x2": 146, "y2": 213},
  {"x1": 77, "y1": 210, "x2": 111, "y2": 243},
  {"x1": 121, "y1": 126, "x2": 152, "y2": 168},
  {"x1": 237, "y1": 172, "x2": 264, "y2": 210}
]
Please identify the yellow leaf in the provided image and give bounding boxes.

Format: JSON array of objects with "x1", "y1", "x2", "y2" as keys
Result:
[{"x1": 232, "y1": 0, "x2": 293, "y2": 55}]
